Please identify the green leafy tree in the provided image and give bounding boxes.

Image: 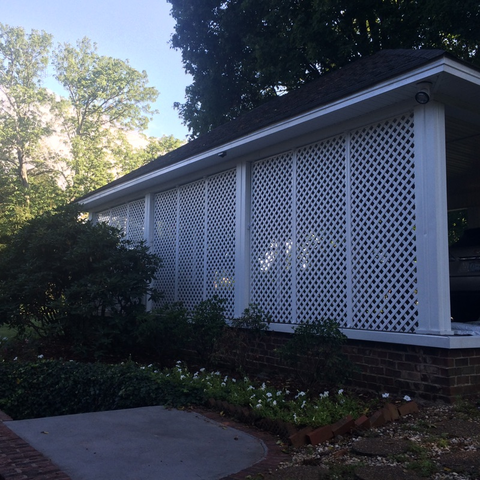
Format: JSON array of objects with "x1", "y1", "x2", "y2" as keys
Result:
[
  {"x1": 52, "y1": 37, "x2": 160, "y2": 199},
  {"x1": 0, "y1": 24, "x2": 62, "y2": 237},
  {"x1": 0, "y1": 204, "x2": 161, "y2": 358},
  {"x1": 168, "y1": 0, "x2": 480, "y2": 137}
]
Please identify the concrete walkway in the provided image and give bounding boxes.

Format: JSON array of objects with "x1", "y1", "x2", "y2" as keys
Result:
[{"x1": 3, "y1": 406, "x2": 269, "y2": 480}]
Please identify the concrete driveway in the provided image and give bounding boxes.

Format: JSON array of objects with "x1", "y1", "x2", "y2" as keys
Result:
[{"x1": 5, "y1": 406, "x2": 267, "y2": 480}]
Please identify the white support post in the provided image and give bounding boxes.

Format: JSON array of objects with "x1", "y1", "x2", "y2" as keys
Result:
[
  {"x1": 144, "y1": 193, "x2": 154, "y2": 247},
  {"x1": 144, "y1": 193, "x2": 155, "y2": 311},
  {"x1": 234, "y1": 161, "x2": 250, "y2": 317},
  {"x1": 414, "y1": 102, "x2": 452, "y2": 335}
]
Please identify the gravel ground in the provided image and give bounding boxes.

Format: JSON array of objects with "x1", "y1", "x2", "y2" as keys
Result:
[{"x1": 265, "y1": 400, "x2": 480, "y2": 480}]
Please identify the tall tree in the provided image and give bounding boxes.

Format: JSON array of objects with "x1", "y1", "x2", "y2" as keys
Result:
[
  {"x1": 168, "y1": 0, "x2": 480, "y2": 138},
  {"x1": 0, "y1": 24, "x2": 57, "y2": 224},
  {"x1": 52, "y1": 38, "x2": 160, "y2": 198}
]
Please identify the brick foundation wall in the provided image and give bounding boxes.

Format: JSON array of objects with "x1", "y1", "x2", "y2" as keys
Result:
[{"x1": 231, "y1": 330, "x2": 480, "y2": 403}]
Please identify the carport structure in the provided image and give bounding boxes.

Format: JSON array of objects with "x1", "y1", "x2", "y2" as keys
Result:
[{"x1": 80, "y1": 50, "x2": 480, "y2": 400}]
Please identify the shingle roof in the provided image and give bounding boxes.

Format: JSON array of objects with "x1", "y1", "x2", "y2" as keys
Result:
[{"x1": 80, "y1": 49, "x2": 448, "y2": 200}]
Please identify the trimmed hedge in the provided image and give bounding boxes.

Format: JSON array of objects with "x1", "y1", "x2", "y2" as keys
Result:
[{"x1": 0, "y1": 360, "x2": 205, "y2": 419}]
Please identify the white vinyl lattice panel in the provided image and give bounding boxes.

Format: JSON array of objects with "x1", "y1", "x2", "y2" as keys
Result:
[
  {"x1": 152, "y1": 189, "x2": 178, "y2": 304},
  {"x1": 250, "y1": 153, "x2": 294, "y2": 323},
  {"x1": 296, "y1": 137, "x2": 348, "y2": 326},
  {"x1": 96, "y1": 199, "x2": 145, "y2": 243},
  {"x1": 178, "y1": 180, "x2": 206, "y2": 310},
  {"x1": 350, "y1": 114, "x2": 418, "y2": 332},
  {"x1": 206, "y1": 170, "x2": 236, "y2": 315},
  {"x1": 126, "y1": 199, "x2": 145, "y2": 244}
]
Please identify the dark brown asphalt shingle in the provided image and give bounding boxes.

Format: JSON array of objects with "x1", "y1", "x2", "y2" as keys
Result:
[{"x1": 80, "y1": 49, "x2": 448, "y2": 200}]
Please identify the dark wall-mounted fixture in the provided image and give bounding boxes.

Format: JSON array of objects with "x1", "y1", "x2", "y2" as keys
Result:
[
  {"x1": 415, "y1": 81, "x2": 432, "y2": 104},
  {"x1": 218, "y1": 151, "x2": 227, "y2": 158}
]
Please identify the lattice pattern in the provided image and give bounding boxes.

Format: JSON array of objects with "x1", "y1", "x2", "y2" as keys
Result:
[
  {"x1": 177, "y1": 180, "x2": 206, "y2": 310},
  {"x1": 152, "y1": 189, "x2": 178, "y2": 304},
  {"x1": 250, "y1": 153, "x2": 294, "y2": 323},
  {"x1": 206, "y1": 170, "x2": 236, "y2": 314},
  {"x1": 96, "y1": 199, "x2": 145, "y2": 244},
  {"x1": 296, "y1": 137, "x2": 348, "y2": 326},
  {"x1": 126, "y1": 199, "x2": 146, "y2": 244},
  {"x1": 350, "y1": 114, "x2": 418, "y2": 332}
]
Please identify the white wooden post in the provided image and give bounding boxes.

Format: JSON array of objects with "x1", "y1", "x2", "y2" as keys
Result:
[
  {"x1": 144, "y1": 193, "x2": 155, "y2": 311},
  {"x1": 234, "y1": 161, "x2": 250, "y2": 317},
  {"x1": 414, "y1": 102, "x2": 452, "y2": 335}
]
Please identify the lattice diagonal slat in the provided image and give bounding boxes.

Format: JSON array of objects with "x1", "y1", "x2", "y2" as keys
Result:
[
  {"x1": 206, "y1": 169, "x2": 236, "y2": 316},
  {"x1": 350, "y1": 114, "x2": 418, "y2": 332},
  {"x1": 126, "y1": 199, "x2": 145, "y2": 244},
  {"x1": 250, "y1": 153, "x2": 293, "y2": 323},
  {"x1": 152, "y1": 189, "x2": 178, "y2": 304},
  {"x1": 296, "y1": 136, "x2": 348, "y2": 326},
  {"x1": 178, "y1": 180, "x2": 206, "y2": 310},
  {"x1": 97, "y1": 199, "x2": 145, "y2": 244}
]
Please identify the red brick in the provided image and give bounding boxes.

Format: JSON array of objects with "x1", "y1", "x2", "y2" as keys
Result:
[
  {"x1": 307, "y1": 425, "x2": 333, "y2": 445},
  {"x1": 398, "y1": 401, "x2": 419, "y2": 416},
  {"x1": 385, "y1": 403, "x2": 400, "y2": 421},
  {"x1": 331, "y1": 415, "x2": 355, "y2": 436},
  {"x1": 354, "y1": 415, "x2": 370, "y2": 430},
  {"x1": 288, "y1": 426, "x2": 313, "y2": 448},
  {"x1": 369, "y1": 409, "x2": 387, "y2": 428}
]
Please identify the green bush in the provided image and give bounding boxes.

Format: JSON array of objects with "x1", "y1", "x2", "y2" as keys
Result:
[
  {"x1": 279, "y1": 318, "x2": 355, "y2": 389},
  {"x1": 135, "y1": 303, "x2": 191, "y2": 364},
  {"x1": 0, "y1": 360, "x2": 206, "y2": 419},
  {"x1": 189, "y1": 296, "x2": 227, "y2": 366},
  {"x1": 0, "y1": 204, "x2": 160, "y2": 359},
  {"x1": 219, "y1": 304, "x2": 271, "y2": 372}
]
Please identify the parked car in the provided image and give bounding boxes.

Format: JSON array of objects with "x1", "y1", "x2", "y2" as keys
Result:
[{"x1": 449, "y1": 228, "x2": 480, "y2": 321}]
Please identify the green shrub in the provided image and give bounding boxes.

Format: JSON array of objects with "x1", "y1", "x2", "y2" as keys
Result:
[
  {"x1": 189, "y1": 296, "x2": 227, "y2": 366},
  {"x1": 219, "y1": 304, "x2": 271, "y2": 372},
  {"x1": 135, "y1": 303, "x2": 191, "y2": 364},
  {"x1": 0, "y1": 204, "x2": 160, "y2": 359},
  {"x1": 279, "y1": 318, "x2": 355, "y2": 389},
  {"x1": 0, "y1": 360, "x2": 206, "y2": 419}
]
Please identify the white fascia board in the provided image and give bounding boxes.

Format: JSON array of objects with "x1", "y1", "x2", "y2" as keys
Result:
[
  {"x1": 270, "y1": 322, "x2": 480, "y2": 349},
  {"x1": 82, "y1": 56, "x2": 475, "y2": 210}
]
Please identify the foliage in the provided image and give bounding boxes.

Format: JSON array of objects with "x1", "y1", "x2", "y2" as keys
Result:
[
  {"x1": 0, "y1": 25, "x2": 181, "y2": 240},
  {"x1": 279, "y1": 318, "x2": 355, "y2": 390},
  {"x1": 448, "y1": 209, "x2": 468, "y2": 246},
  {"x1": 0, "y1": 360, "x2": 206, "y2": 419},
  {"x1": 0, "y1": 204, "x2": 160, "y2": 359},
  {"x1": 189, "y1": 296, "x2": 227, "y2": 366},
  {"x1": 168, "y1": 0, "x2": 480, "y2": 137},
  {"x1": 219, "y1": 304, "x2": 271, "y2": 372},
  {"x1": 135, "y1": 303, "x2": 191, "y2": 365},
  {"x1": 0, "y1": 24, "x2": 62, "y2": 238}
]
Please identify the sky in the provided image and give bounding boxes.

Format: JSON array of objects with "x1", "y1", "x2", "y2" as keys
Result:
[{"x1": 0, "y1": 0, "x2": 191, "y2": 139}]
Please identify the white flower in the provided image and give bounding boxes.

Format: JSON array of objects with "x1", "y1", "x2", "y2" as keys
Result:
[
  {"x1": 256, "y1": 404, "x2": 262, "y2": 409},
  {"x1": 261, "y1": 382, "x2": 266, "y2": 390},
  {"x1": 338, "y1": 389, "x2": 344, "y2": 395},
  {"x1": 277, "y1": 391, "x2": 282, "y2": 396},
  {"x1": 231, "y1": 378, "x2": 236, "y2": 383},
  {"x1": 248, "y1": 385, "x2": 254, "y2": 391},
  {"x1": 382, "y1": 393, "x2": 390, "y2": 398},
  {"x1": 140, "y1": 366, "x2": 145, "y2": 370},
  {"x1": 180, "y1": 375, "x2": 185, "y2": 380},
  {"x1": 266, "y1": 392, "x2": 272, "y2": 398},
  {"x1": 147, "y1": 364, "x2": 153, "y2": 368},
  {"x1": 221, "y1": 382, "x2": 226, "y2": 387},
  {"x1": 301, "y1": 400, "x2": 306, "y2": 409},
  {"x1": 38, "y1": 354, "x2": 44, "y2": 359},
  {"x1": 200, "y1": 367, "x2": 206, "y2": 372},
  {"x1": 273, "y1": 400, "x2": 277, "y2": 406},
  {"x1": 295, "y1": 391, "x2": 306, "y2": 399},
  {"x1": 13, "y1": 356, "x2": 18, "y2": 361},
  {"x1": 403, "y1": 395, "x2": 412, "y2": 402},
  {"x1": 176, "y1": 360, "x2": 182, "y2": 364}
]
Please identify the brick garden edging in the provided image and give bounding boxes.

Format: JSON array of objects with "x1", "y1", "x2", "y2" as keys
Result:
[{"x1": 205, "y1": 397, "x2": 420, "y2": 450}]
